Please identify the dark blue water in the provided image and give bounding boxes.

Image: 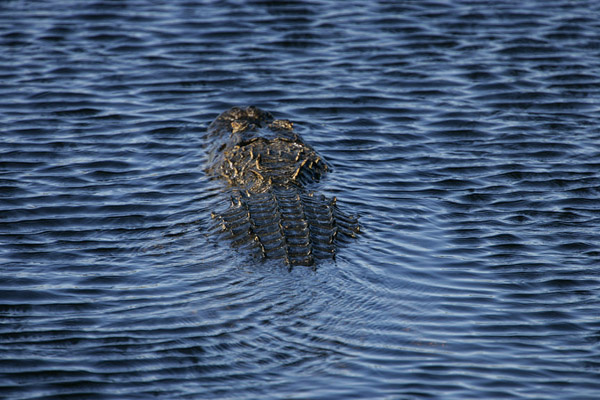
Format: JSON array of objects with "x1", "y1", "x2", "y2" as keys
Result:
[{"x1": 2, "y1": 1, "x2": 600, "y2": 399}]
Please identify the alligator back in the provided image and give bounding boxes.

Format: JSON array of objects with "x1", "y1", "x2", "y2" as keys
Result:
[{"x1": 206, "y1": 106, "x2": 359, "y2": 268}]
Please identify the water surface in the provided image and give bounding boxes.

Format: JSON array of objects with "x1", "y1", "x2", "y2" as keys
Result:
[{"x1": 1, "y1": 1, "x2": 600, "y2": 399}]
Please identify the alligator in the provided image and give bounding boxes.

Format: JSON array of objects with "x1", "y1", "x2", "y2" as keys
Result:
[{"x1": 206, "y1": 106, "x2": 359, "y2": 268}]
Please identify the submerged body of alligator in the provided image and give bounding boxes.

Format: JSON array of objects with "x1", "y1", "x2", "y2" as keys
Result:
[{"x1": 206, "y1": 106, "x2": 359, "y2": 268}]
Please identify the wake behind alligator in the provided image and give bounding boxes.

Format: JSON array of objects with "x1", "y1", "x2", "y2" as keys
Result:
[{"x1": 206, "y1": 106, "x2": 359, "y2": 268}]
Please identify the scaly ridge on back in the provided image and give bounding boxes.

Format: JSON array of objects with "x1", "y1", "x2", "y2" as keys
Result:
[{"x1": 207, "y1": 106, "x2": 359, "y2": 268}]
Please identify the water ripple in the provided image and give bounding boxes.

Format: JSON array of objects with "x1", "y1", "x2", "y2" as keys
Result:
[{"x1": 2, "y1": 0, "x2": 600, "y2": 399}]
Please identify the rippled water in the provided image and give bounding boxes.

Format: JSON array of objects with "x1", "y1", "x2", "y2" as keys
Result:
[{"x1": 2, "y1": 1, "x2": 600, "y2": 399}]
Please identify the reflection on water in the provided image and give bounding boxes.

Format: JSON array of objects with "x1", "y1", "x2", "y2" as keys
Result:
[{"x1": 1, "y1": 0, "x2": 600, "y2": 399}]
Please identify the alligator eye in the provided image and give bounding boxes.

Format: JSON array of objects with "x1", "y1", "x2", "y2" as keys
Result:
[{"x1": 218, "y1": 143, "x2": 226, "y2": 152}]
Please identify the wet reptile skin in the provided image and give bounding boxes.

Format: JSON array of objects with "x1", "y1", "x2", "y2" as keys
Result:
[{"x1": 206, "y1": 106, "x2": 359, "y2": 268}]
